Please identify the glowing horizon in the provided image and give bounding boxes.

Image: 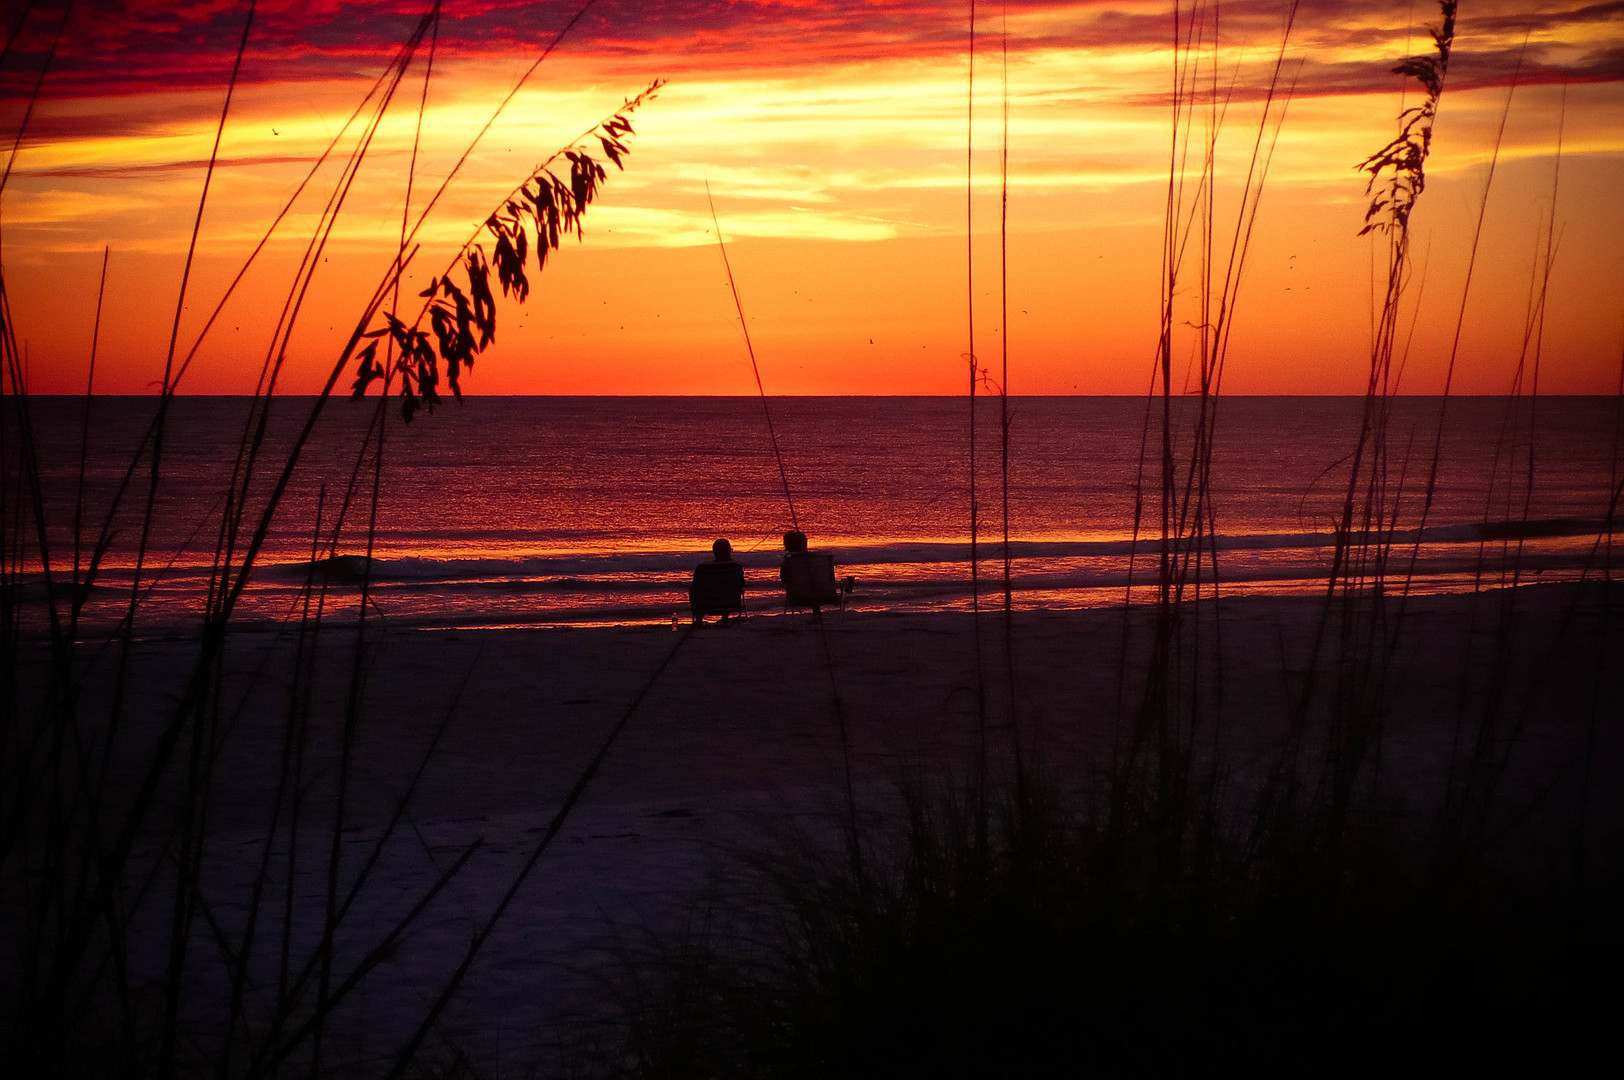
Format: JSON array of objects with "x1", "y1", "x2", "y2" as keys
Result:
[{"x1": 2, "y1": 0, "x2": 1621, "y2": 397}]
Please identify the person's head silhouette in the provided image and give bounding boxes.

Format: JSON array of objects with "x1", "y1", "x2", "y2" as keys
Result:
[
  {"x1": 712, "y1": 538, "x2": 733, "y2": 561},
  {"x1": 783, "y1": 530, "x2": 808, "y2": 554}
]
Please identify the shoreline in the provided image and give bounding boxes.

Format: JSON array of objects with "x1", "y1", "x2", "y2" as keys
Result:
[{"x1": 23, "y1": 562, "x2": 1619, "y2": 639}]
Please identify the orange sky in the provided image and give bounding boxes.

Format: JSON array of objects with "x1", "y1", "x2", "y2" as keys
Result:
[{"x1": 2, "y1": 0, "x2": 1622, "y2": 396}]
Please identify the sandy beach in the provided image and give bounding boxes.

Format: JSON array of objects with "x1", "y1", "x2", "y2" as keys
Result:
[{"x1": 9, "y1": 581, "x2": 1617, "y2": 1071}]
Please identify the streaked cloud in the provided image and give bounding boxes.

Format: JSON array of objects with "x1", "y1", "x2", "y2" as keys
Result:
[
  {"x1": 4, "y1": 2, "x2": 1616, "y2": 102},
  {"x1": 6, "y1": 3, "x2": 1617, "y2": 247}
]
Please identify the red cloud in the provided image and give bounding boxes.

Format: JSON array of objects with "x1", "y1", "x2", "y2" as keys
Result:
[{"x1": 2, "y1": 1, "x2": 1616, "y2": 116}]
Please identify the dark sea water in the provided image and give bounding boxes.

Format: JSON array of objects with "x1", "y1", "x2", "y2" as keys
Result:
[{"x1": 16, "y1": 395, "x2": 1622, "y2": 631}]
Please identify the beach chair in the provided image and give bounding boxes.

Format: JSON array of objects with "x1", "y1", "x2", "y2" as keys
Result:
[
  {"x1": 781, "y1": 551, "x2": 846, "y2": 613},
  {"x1": 689, "y1": 560, "x2": 746, "y2": 623}
]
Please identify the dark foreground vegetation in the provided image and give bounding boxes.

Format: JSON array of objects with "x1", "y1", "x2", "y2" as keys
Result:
[
  {"x1": 565, "y1": 783, "x2": 1620, "y2": 1077},
  {"x1": 557, "y1": 585, "x2": 1622, "y2": 1079}
]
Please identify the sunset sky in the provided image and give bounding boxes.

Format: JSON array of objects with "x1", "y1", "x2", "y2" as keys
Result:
[{"x1": 2, "y1": 0, "x2": 1621, "y2": 396}]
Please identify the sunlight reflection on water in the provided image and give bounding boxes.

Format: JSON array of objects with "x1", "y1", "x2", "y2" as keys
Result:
[{"x1": 19, "y1": 396, "x2": 1619, "y2": 633}]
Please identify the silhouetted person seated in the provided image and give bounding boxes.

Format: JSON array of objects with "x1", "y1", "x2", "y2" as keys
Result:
[
  {"x1": 689, "y1": 538, "x2": 745, "y2": 624},
  {"x1": 779, "y1": 530, "x2": 843, "y2": 615}
]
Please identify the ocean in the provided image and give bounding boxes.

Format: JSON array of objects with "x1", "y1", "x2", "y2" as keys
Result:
[{"x1": 14, "y1": 395, "x2": 1621, "y2": 632}]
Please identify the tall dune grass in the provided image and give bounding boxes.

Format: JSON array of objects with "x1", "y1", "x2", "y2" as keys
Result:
[
  {"x1": 559, "y1": 4, "x2": 1622, "y2": 1074},
  {"x1": 0, "y1": 0, "x2": 660, "y2": 1072},
  {"x1": 1114, "y1": 0, "x2": 1299, "y2": 872}
]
